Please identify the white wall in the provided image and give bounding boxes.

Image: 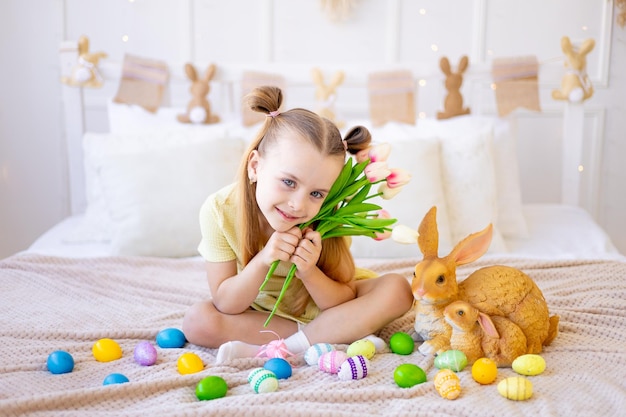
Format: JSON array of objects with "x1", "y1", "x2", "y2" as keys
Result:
[{"x1": 1, "y1": 0, "x2": 624, "y2": 258}]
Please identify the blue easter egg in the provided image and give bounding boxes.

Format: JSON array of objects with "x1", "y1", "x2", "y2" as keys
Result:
[
  {"x1": 263, "y1": 357, "x2": 292, "y2": 379},
  {"x1": 47, "y1": 350, "x2": 74, "y2": 374},
  {"x1": 103, "y1": 373, "x2": 129, "y2": 385},
  {"x1": 156, "y1": 328, "x2": 186, "y2": 348}
]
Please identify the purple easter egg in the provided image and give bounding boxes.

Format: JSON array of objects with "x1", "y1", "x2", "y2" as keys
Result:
[{"x1": 134, "y1": 341, "x2": 157, "y2": 366}]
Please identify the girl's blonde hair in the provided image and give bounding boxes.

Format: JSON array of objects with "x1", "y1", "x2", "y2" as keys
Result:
[{"x1": 236, "y1": 85, "x2": 371, "y2": 316}]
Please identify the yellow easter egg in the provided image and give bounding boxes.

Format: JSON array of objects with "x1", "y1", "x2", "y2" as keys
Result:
[
  {"x1": 512, "y1": 354, "x2": 546, "y2": 376},
  {"x1": 92, "y1": 338, "x2": 123, "y2": 362},
  {"x1": 471, "y1": 357, "x2": 498, "y2": 385},
  {"x1": 434, "y1": 369, "x2": 461, "y2": 400},
  {"x1": 346, "y1": 339, "x2": 376, "y2": 359},
  {"x1": 177, "y1": 352, "x2": 204, "y2": 375},
  {"x1": 497, "y1": 376, "x2": 533, "y2": 401}
]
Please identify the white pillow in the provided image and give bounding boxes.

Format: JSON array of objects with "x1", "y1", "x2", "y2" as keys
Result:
[
  {"x1": 97, "y1": 132, "x2": 244, "y2": 257},
  {"x1": 107, "y1": 100, "x2": 187, "y2": 134},
  {"x1": 346, "y1": 122, "x2": 453, "y2": 258},
  {"x1": 434, "y1": 116, "x2": 508, "y2": 253}
]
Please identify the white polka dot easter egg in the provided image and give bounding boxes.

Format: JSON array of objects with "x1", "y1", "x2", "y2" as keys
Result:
[
  {"x1": 497, "y1": 376, "x2": 533, "y2": 401},
  {"x1": 304, "y1": 342, "x2": 335, "y2": 366},
  {"x1": 248, "y1": 367, "x2": 279, "y2": 394},
  {"x1": 346, "y1": 339, "x2": 376, "y2": 359},
  {"x1": 318, "y1": 350, "x2": 349, "y2": 374},
  {"x1": 338, "y1": 355, "x2": 370, "y2": 381}
]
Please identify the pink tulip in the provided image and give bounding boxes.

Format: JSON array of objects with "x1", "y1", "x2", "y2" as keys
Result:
[
  {"x1": 386, "y1": 168, "x2": 411, "y2": 188},
  {"x1": 365, "y1": 161, "x2": 391, "y2": 183},
  {"x1": 368, "y1": 143, "x2": 392, "y2": 163},
  {"x1": 355, "y1": 148, "x2": 370, "y2": 163},
  {"x1": 374, "y1": 210, "x2": 393, "y2": 241},
  {"x1": 377, "y1": 182, "x2": 403, "y2": 200}
]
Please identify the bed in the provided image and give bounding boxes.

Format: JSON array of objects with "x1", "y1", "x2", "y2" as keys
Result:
[{"x1": 2, "y1": 46, "x2": 626, "y2": 416}]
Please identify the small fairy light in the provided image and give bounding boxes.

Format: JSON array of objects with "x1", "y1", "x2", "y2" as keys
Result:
[
  {"x1": 491, "y1": 83, "x2": 497, "y2": 90},
  {"x1": 582, "y1": 25, "x2": 588, "y2": 31},
  {"x1": 419, "y1": 8, "x2": 426, "y2": 15},
  {"x1": 418, "y1": 79, "x2": 427, "y2": 87},
  {"x1": 122, "y1": 35, "x2": 129, "y2": 42},
  {"x1": 418, "y1": 112, "x2": 427, "y2": 119},
  {"x1": 431, "y1": 44, "x2": 439, "y2": 52},
  {"x1": 487, "y1": 49, "x2": 494, "y2": 56},
  {"x1": 578, "y1": 165, "x2": 585, "y2": 172}
]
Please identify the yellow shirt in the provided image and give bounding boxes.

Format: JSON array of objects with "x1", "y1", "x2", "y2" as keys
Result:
[{"x1": 198, "y1": 183, "x2": 377, "y2": 324}]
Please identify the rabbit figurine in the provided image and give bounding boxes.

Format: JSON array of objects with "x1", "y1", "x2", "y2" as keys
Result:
[
  {"x1": 444, "y1": 300, "x2": 528, "y2": 367},
  {"x1": 411, "y1": 206, "x2": 559, "y2": 356},
  {"x1": 178, "y1": 63, "x2": 220, "y2": 124},
  {"x1": 311, "y1": 68, "x2": 345, "y2": 127},
  {"x1": 62, "y1": 35, "x2": 107, "y2": 88},
  {"x1": 552, "y1": 36, "x2": 595, "y2": 102},
  {"x1": 436, "y1": 56, "x2": 470, "y2": 120}
]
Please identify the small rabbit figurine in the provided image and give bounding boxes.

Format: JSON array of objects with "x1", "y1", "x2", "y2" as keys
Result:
[
  {"x1": 436, "y1": 56, "x2": 470, "y2": 120},
  {"x1": 311, "y1": 68, "x2": 345, "y2": 127},
  {"x1": 411, "y1": 206, "x2": 559, "y2": 356},
  {"x1": 178, "y1": 63, "x2": 220, "y2": 124},
  {"x1": 62, "y1": 35, "x2": 107, "y2": 88},
  {"x1": 444, "y1": 300, "x2": 528, "y2": 367},
  {"x1": 552, "y1": 36, "x2": 595, "y2": 102}
]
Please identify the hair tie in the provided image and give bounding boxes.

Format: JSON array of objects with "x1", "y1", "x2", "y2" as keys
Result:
[
  {"x1": 267, "y1": 110, "x2": 281, "y2": 118},
  {"x1": 342, "y1": 139, "x2": 348, "y2": 151}
]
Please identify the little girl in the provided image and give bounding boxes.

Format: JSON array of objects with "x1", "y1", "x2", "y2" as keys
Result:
[{"x1": 182, "y1": 85, "x2": 413, "y2": 363}]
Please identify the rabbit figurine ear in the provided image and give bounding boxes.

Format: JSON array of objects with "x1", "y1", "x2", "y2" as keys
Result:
[
  {"x1": 202, "y1": 64, "x2": 216, "y2": 83},
  {"x1": 417, "y1": 206, "x2": 439, "y2": 258},
  {"x1": 457, "y1": 56, "x2": 469, "y2": 74},
  {"x1": 184, "y1": 63, "x2": 198, "y2": 81},
  {"x1": 440, "y1": 57, "x2": 452, "y2": 76},
  {"x1": 448, "y1": 223, "x2": 493, "y2": 266}
]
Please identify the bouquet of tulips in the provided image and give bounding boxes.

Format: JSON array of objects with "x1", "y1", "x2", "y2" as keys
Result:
[{"x1": 259, "y1": 143, "x2": 411, "y2": 326}]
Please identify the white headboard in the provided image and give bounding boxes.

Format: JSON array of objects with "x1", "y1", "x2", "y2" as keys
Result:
[{"x1": 58, "y1": 40, "x2": 598, "y2": 219}]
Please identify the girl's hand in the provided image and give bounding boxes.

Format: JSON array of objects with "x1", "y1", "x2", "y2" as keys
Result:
[
  {"x1": 261, "y1": 227, "x2": 302, "y2": 266},
  {"x1": 291, "y1": 228, "x2": 322, "y2": 280}
]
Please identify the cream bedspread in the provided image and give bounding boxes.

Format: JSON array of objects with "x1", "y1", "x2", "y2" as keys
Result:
[{"x1": 1, "y1": 254, "x2": 625, "y2": 416}]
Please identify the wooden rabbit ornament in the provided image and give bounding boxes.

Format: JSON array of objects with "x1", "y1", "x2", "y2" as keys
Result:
[
  {"x1": 412, "y1": 206, "x2": 559, "y2": 356},
  {"x1": 311, "y1": 68, "x2": 345, "y2": 127},
  {"x1": 62, "y1": 35, "x2": 107, "y2": 88},
  {"x1": 436, "y1": 56, "x2": 470, "y2": 119},
  {"x1": 552, "y1": 36, "x2": 595, "y2": 102},
  {"x1": 178, "y1": 63, "x2": 220, "y2": 124}
]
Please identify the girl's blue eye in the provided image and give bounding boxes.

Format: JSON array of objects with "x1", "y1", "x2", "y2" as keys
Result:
[
  {"x1": 311, "y1": 191, "x2": 324, "y2": 199},
  {"x1": 283, "y1": 179, "x2": 295, "y2": 187}
]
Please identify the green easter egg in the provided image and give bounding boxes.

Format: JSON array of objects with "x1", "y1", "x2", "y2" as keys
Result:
[
  {"x1": 393, "y1": 363, "x2": 427, "y2": 388},
  {"x1": 389, "y1": 332, "x2": 415, "y2": 355},
  {"x1": 196, "y1": 376, "x2": 228, "y2": 401},
  {"x1": 434, "y1": 350, "x2": 468, "y2": 372}
]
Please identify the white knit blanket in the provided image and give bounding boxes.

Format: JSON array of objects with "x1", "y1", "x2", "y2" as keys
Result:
[{"x1": 1, "y1": 254, "x2": 625, "y2": 416}]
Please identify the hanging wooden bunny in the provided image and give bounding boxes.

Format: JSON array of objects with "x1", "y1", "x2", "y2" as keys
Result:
[
  {"x1": 178, "y1": 63, "x2": 220, "y2": 124},
  {"x1": 62, "y1": 35, "x2": 107, "y2": 88},
  {"x1": 436, "y1": 56, "x2": 471, "y2": 120},
  {"x1": 311, "y1": 68, "x2": 345, "y2": 128},
  {"x1": 552, "y1": 36, "x2": 595, "y2": 102}
]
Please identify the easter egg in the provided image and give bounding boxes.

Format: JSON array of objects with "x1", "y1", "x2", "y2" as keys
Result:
[
  {"x1": 46, "y1": 350, "x2": 74, "y2": 374},
  {"x1": 103, "y1": 373, "x2": 129, "y2": 385},
  {"x1": 177, "y1": 352, "x2": 204, "y2": 375},
  {"x1": 498, "y1": 376, "x2": 533, "y2": 401},
  {"x1": 338, "y1": 355, "x2": 369, "y2": 381},
  {"x1": 92, "y1": 338, "x2": 122, "y2": 362},
  {"x1": 512, "y1": 354, "x2": 546, "y2": 376},
  {"x1": 318, "y1": 350, "x2": 349, "y2": 374},
  {"x1": 389, "y1": 332, "x2": 415, "y2": 355},
  {"x1": 264, "y1": 357, "x2": 292, "y2": 379},
  {"x1": 393, "y1": 363, "x2": 427, "y2": 388},
  {"x1": 434, "y1": 369, "x2": 461, "y2": 400},
  {"x1": 156, "y1": 328, "x2": 186, "y2": 348},
  {"x1": 471, "y1": 357, "x2": 498, "y2": 385},
  {"x1": 304, "y1": 343, "x2": 335, "y2": 366},
  {"x1": 196, "y1": 376, "x2": 228, "y2": 401},
  {"x1": 133, "y1": 341, "x2": 157, "y2": 366},
  {"x1": 248, "y1": 368, "x2": 279, "y2": 393},
  {"x1": 347, "y1": 339, "x2": 376, "y2": 359},
  {"x1": 434, "y1": 350, "x2": 467, "y2": 372}
]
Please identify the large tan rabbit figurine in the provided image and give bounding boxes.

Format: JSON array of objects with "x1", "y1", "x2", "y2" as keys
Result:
[
  {"x1": 444, "y1": 300, "x2": 528, "y2": 367},
  {"x1": 178, "y1": 63, "x2": 220, "y2": 124},
  {"x1": 311, "y1": 67, "x2": 345, "y2": 127},
  {"x1": 436, "y1": 56, "x2": 470, "y2": 120},
  {"x1": 412, "y1": 206, "x2": 559, "y2": 356},
  {"x1": 552, "y1": 36, "x2": 595, "y2": 102}
]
